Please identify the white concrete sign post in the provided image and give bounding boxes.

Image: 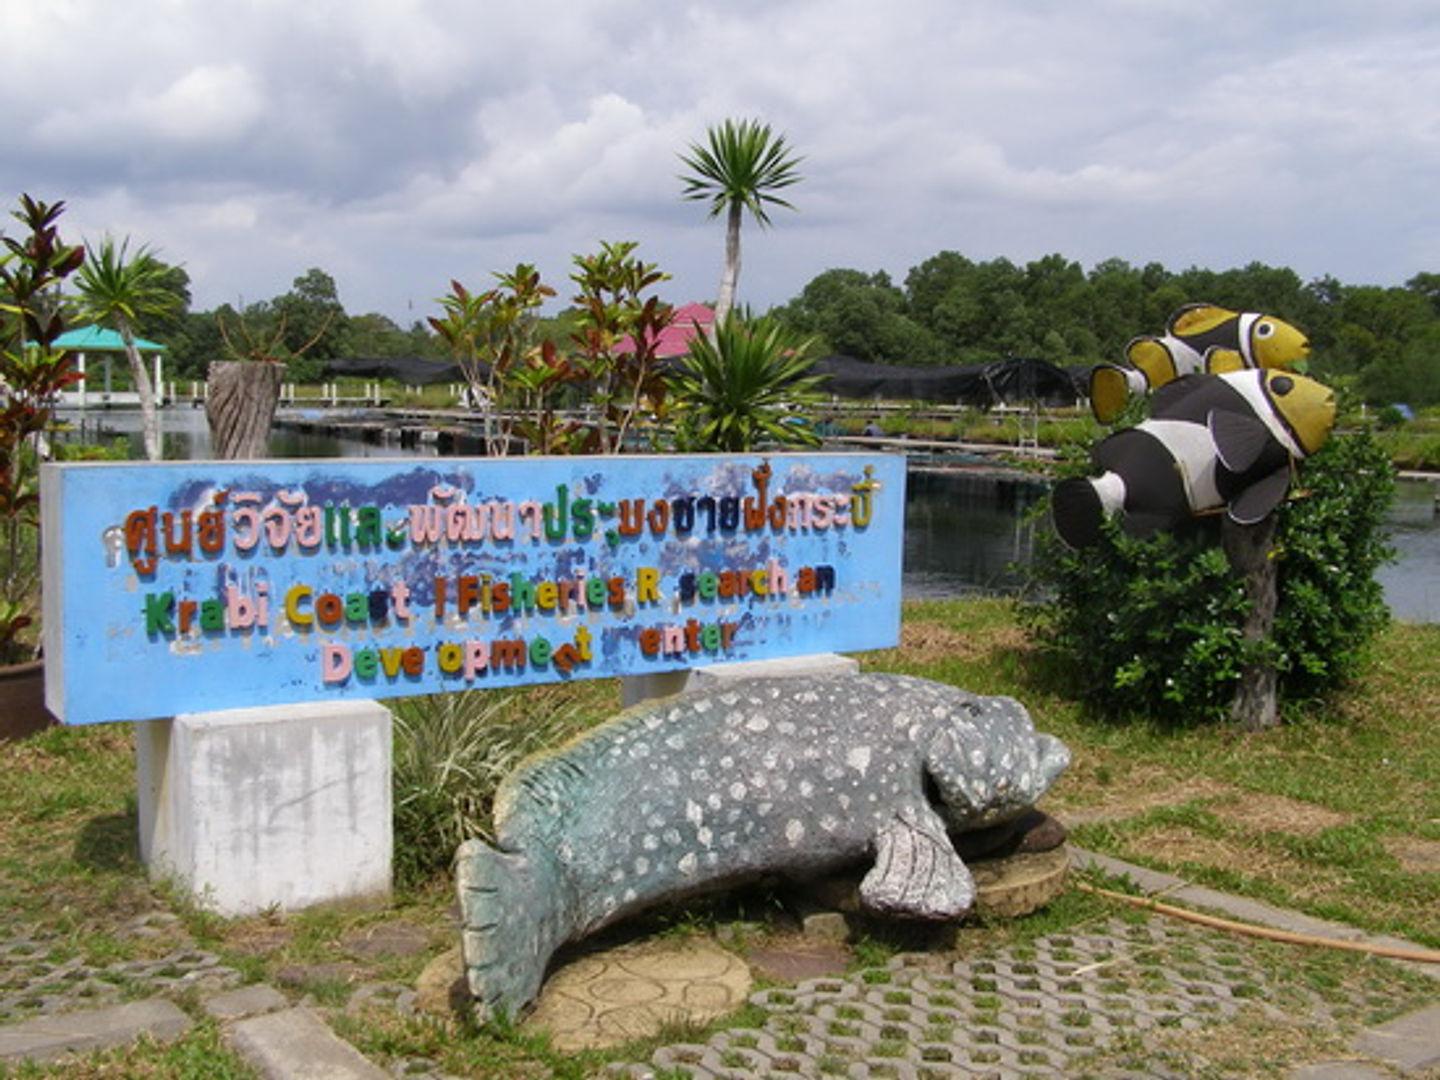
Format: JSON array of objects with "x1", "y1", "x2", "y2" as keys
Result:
[{"x1": 134, "y1": 703, "x2": 392, "y2": 916}]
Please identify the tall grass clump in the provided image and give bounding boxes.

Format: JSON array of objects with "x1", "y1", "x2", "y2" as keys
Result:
[{"x1": 390, "y1": 686, "x2": 596, "y2": 887}]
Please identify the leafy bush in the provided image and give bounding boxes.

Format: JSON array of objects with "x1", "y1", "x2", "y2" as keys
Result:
[
  {"x1": 1024, "y1": 432, "x2": 1394, "y2": 723},
  {"x1": 389, "y1": 686, "x2": 596, "y2": 887}
]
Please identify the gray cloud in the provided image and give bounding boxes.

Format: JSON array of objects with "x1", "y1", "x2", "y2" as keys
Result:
[{"x1": 2, "y1": 0, "x2": 1436, "y2": 322}]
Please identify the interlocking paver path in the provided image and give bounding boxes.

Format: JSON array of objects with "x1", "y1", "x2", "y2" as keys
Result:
[
  {"x1": 0, "y1": 931, "x2": 241, "y2": 1024},
  {"x1": 611, "y1": 917, "x2": 1432, "y2": 1078}
]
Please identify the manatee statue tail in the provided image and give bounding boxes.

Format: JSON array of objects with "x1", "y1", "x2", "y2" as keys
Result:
[{"x1": 455, "y1": 839, "x2": 571, "y2": 1022}]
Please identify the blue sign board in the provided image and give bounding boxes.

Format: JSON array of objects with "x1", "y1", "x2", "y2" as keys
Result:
[{"x1": 42, "y1": 453, "x2": 905, "y2": 724}]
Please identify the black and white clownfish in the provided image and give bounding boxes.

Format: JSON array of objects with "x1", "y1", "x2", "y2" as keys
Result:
[
  {"x1": 1089, "y1": 304, "x2": 1311, "y2": 423},
  {"x1": 1054, "y1": 369, "x2": 1336, "y2": 548}
]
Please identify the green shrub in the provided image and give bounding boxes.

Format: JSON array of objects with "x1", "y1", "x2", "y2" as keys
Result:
[
  {"x1": 389, "y1": 686, "x2": 595, "y2": 886},
  {"x1": 1376, "y1": 404, "x2": 1407, "y2": 430},
  {"x1": 1024, "y1": 432, "x2": 1394, "y2": 723}
]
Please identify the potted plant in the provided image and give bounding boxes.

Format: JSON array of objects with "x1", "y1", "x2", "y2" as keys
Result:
[{"x1": 0, "y1": 195, "x2": 85, "y2": 739}]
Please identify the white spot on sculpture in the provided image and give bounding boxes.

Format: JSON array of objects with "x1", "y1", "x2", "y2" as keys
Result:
[{"x1": 785, "y1": 820, "x2": 806, "y2": 846}]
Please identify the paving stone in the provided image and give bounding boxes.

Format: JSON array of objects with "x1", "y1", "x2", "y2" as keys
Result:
[
  {"x1": 1352, "y1": 1003, "x2": 1440, "y2": 1072},
  {"x1": 0, "y1": 997, "x2": 192, "y2": 1064},
  {"x1": 202, "y1": 983, "x2": 289, "y2": 1022},
  {"x1": 746, "y1": 939, "x2": 851, "y2": 983},
  {"x1": 413, "y1": 946, "x2": 466, "y2": 1018},
  {"x1": 801, "y1": 910, "x2": 852, "y2": 943},
  {"x1": 341, "y1": 921, "x2": 431, "y2": 962},
  {"x1": 228, "y1": 1006, "x2": 388, "y2": 1079},
  {"x1": 523, "y1": 937, "x2": 751, "y2": 1051},
  {"x1": 1291, "y1": 1062, "x2": 1396, "y2": 1080}
]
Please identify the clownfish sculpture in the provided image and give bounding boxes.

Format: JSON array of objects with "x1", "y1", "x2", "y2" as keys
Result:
[
  {"x1": 1089, "y1": 303, "x2": 1311, "y2": 423},
  {"x1": 1053, "y1": 369, "x2": 1336, "y2": 548}
]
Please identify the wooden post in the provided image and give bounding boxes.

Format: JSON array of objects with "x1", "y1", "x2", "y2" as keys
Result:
[
  {"x1": 206, "y1": 361, "x2": 284, "y2": 460},
  {"x1": 1222, "y1": 513, "x2": 1280, "y2": 731}
]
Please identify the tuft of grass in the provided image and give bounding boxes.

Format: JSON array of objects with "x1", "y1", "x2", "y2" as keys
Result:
[{"x1": 388, "y1": 681, "x2": 614, "y2": 886}]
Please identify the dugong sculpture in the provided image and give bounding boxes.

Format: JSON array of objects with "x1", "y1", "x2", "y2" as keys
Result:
[{"x1": 455, "y1": 673, "x2": 1071, "y2": 1020}]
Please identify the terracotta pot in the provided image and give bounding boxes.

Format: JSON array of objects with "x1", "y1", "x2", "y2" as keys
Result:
[{"x1": 0, "y1": 659, "x2": 57, "y2": 742}]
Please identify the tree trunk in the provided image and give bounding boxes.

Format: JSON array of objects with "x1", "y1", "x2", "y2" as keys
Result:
[
  {"x1": 1222, "y1": 513, "x2": 1280, "y2": 731},
  {"x1": 206, "y1": 361, "x2": 284, "y2": 460},
  {"x1": 119, "y1": 326, "x2": 162, "y2": 461},
  {"x1": 713, "y1": 201, "x2": 743, "y2": 326}
]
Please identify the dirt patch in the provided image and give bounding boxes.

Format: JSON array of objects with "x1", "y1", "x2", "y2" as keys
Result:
[
  {"x1": 1208, "y1": 792, "x2": 1352, "y2": 838},
  {"x1": 1124, "y1": 824, "x2": 1318, "y2": 894},
  {"x1": 899, "y1": 620, "x2": 1031, "y2": 665},
  {"x1": 1383, "y1": 835, "x2": 1440, "y2": 873},
  {"x1": 227, "y1": 921, "x2": 296, "y2": 957},
  {"x1": 1051, "y1": 765, "x2": 1231, "y2": 826}
]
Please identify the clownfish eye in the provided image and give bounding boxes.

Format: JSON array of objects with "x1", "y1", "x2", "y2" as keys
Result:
[
  {"x1": 1256, "y1": 321, "x2": 1275, "y2": 338},
  {"x1": 1271, "y1": 375, "x2": 1294, "y2": 396}
]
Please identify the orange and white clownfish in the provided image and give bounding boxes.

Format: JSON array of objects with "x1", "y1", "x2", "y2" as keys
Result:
[
  {"x1": 1089, "y1": 304, "x2": 1311, "y2": 423},
  {"x1": 1054, "y1": 369, "x2": 1335, "y2": 548}
]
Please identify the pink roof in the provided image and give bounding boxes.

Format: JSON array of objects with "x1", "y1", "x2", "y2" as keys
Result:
[{"x1": 618, "y1": 302, "x2": 714, "y2": 358}]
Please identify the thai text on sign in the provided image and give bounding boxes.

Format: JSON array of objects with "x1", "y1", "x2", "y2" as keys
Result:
[{"x1": 42, "y1": 453, "x2": 905, "y2": 724}]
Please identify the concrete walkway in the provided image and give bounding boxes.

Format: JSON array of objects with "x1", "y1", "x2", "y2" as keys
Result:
[{"x1": 1, "y1": 848, "x2": 1436, "y2": 1076}]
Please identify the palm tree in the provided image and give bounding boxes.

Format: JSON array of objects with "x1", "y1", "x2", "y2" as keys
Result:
[
  {"x1": 679, "y1": 118, "x2": 802, "y2": 325},
  {"x1": 670, "y1": 312, "x2": 824, "y2": 452},
  {"x1": 73, "y1": 237, "x2": 180, "y2": 460}
]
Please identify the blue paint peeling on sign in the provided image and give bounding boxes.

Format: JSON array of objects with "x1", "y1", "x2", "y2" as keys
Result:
[{"x1": 41, "y1": 453, "x2": 905, "y2": 724}]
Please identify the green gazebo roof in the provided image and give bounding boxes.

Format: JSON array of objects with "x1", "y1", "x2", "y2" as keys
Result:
[{"x1": 53, "y1": 326, "x2": 167, "y2": 352}]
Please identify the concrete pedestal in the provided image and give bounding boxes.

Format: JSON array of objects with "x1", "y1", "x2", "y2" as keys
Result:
[
  {"x1": 136, "y1": 700, "x2": 392, "y2": 916},
  {"x1": 620, "y1": 653, "x2": 860, "y2": 709},
  {"x1": 686, "y1": 652, "x2": 860, "y2": 689}
]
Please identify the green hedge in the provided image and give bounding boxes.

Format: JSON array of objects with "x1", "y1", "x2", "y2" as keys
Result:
[{"x1": 1025, "y1": 432, "x2": 1394, "y2": 723}]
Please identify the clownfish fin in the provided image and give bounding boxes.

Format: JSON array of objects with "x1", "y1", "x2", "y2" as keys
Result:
[
  {"x1": 1209, "y1": 408, "x2": 1273, "y2": 473},
  {"x1": 1148, "y1": 373, "x2": 1206, "y2": 417},
  {"x1": 1052, "y1": 478, "x2": 1105, "y2": 549},
  {"x1": 1228, "y1": 467, "x2": 1292, "y2": 525},
  {"x1": 1126, "y1": 336, "x2": 1179, "y2": 389},
  {"x1": 1205, "y1": 347, "x2": 1246, "y2": 375},
  {"x1": 1169, "y1": 303, "x2": 1238, "y2": 338},
  {"x1": 1089, "y1": 364, "x2": 1134, "y2": 424}
]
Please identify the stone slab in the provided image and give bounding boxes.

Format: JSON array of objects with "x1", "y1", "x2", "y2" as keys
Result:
[
  {"x1": 414, "y1": 946, "x2": 467, "y2": 1019},
  {"x1": 227, "y1": 1006, "x2": 388, "y2": 1079},
  {"x1": 686, "y1": 652, "x2": 860, "y2": 689},
  {"x1": 201, "y1": 983, "x2": 290, "y2": 1023},
  {"x1": 0, "y1": 998, "x2": 192, "y2": 1064},
  {"x1": 1353, "y1": 1004, "x2": 1440, "y2": 1072},
  {"x1": 523, "y1": 938, "x2": 752, "y2": 1052},
  {"x1": 137, "y1": 700, "x2": 393, "y2": 916},
  {"x1": 1291, "y1": 1063, "x2": 1396, "y2": 1080},
  {"x1": 1068, "y1": 846, "x2": 1187, "y2": 895}
]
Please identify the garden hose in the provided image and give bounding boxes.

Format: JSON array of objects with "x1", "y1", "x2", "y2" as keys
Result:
[{"x1": 1076, "y1": 881, "x2": 1440, "y2": 965}]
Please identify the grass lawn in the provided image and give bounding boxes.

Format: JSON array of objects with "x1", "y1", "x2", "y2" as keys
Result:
[
  {"x1": 866, "y1": 599, "x2": 1440, "y2": 949},
  {"x1": 1, "y1": 597, "x2": 1436, "y2": 1077}
]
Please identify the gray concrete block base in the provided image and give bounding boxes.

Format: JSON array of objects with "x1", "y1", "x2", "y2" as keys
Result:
[{"x1": 137, "y1": 700, "x2": 393, "y2": 916}]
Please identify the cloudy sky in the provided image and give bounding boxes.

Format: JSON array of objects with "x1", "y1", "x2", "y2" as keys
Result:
[{"x1": 4, "y1": 0, "x2": 1438, "y2": 325}]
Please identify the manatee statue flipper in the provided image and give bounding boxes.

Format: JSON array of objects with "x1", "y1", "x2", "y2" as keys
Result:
[
  {"x1": 860, "y1": 804, "x2": 976, "y2": 920},
  {"x1": 456, "y1": 839, "x2": 569, "y2": 1022}
]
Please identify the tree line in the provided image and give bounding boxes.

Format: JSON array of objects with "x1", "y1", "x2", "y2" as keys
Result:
[
  {"x1": 127, "y1": 252, "x2": 1440, "y2": 409},
  {"x1": 772, "y1": 254, "x2": 1440, "y2": 406}
]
